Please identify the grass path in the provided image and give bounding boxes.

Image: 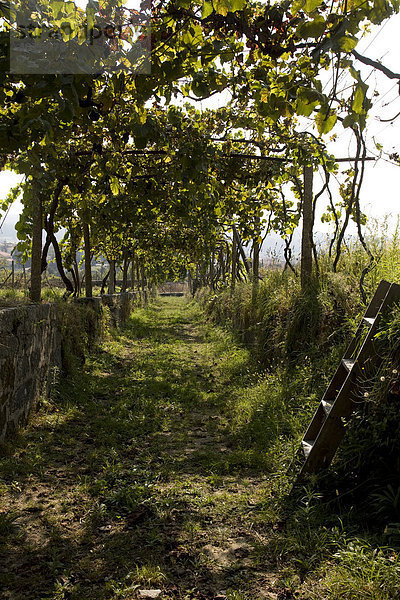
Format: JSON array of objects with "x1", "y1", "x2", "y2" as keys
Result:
[{"x1": 0, "y1": 298, "x2": 289, "y2": 600}]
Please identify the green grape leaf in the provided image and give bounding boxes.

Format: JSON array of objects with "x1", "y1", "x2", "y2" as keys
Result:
[
  {"x1": 202, "y1": 1, "x2": 214, "y2": 17},
  {"x1": 292, "y1": 0, "x2": 305, "y2": 14},
  {"x1": 214, "y1": 0, "x2": 231, "y2": 16},
  {"x1": 231, "y1": 0, "x2": 246, "y2": 10},
  {"x1": 110, "y1": 177, "x2": 120, "y2": 196},
  {"x1": 296, "y1": 16, "x2": 326, "y2": 39},
  {"x1": 316, "y1": 108, "x2": 337, "y2": 134},
  {"x1": 338, "y1": 35, "x2": 358, "y2": 52},
  {"x1": 352, "y1": 82, "x2": 367, "y2": 113},
  {"x1": 304, "y1": 0, "x2": 323, "y2": 13}
]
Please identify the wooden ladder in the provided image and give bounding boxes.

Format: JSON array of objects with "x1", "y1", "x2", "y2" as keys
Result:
[{"x1": 295, "y1": 279, "x2": 400, "y2": 481}]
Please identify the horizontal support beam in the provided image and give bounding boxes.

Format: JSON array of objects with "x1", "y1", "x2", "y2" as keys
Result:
[{"x1": 75, "y1": 148, "x2": 377, "y2": 163}]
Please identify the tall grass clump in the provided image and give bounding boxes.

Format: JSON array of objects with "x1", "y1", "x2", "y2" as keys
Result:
[
  {"x1": 196, "y1": 269, "x2": 365, "y2": 479},
  {"x1": 329, "y1": 217, "x2": 400, "y2": 299},
  {"x1": 198, "y1": 269, "x2": 362, "y2": 368},
  {"x1": 197, "y1": 239, "x2": 400, "y2": 546},
  {"x1": 57, "y1": 301, "x2": 110, "y2": 373},
  {"x1": 199, "y1": 222, "x2": 400, "y2": 370},
  {"x1": 324, "y1": 541, "x2": 400, "y2": 600}
]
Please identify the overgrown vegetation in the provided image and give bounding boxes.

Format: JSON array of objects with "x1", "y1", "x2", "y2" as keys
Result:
[
  {"x1": 57, "y1": 300, "x2": 111, "y2": 373},
  {"x1": 2, "y1": 0, "x2": 400, "y2": 594},
  {"x1": 2, "y1": 291, "x2": 400, "y2": 599},
  {"x1": 0, "y1": 287, "x2": 65, "y2": 307},
  {"x1": 195, "y1": 243, "x2": 400, "y2": 599}
]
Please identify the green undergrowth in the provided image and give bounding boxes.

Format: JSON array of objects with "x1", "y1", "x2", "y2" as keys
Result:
[
  {"x1": 196, "y1": 271, "x2": 361, "y2": 473},
  {"x1": 197, "y1": 270, "x2": 400, "y2": 599},
  {"x1": 197, "y1": 270, "x2": 362, "y2": 366},
  {"x1": 2, "y1": 296, "x2": 400, "y2": 599},
  {"x1": 0, "y1": 286, "x2": 66, "y2": 306},
  {"x1": 57, "y1": 301, "x2": 111, "y2": 373}
]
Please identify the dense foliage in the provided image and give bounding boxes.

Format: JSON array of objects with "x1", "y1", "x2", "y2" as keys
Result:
[{"x1": 0, "y1": 0, "x2": 398, "y2": 300}]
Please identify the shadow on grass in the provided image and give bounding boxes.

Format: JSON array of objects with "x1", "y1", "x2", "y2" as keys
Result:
[{"x1": 0, "y1": 298, "x2": 283, "y2": 600}]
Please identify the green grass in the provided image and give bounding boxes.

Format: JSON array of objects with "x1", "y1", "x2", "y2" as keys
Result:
[
  {"x1": 1, "y1": 295, "x2": 400, "y2": 600},
  {"x1": 0, "y1": 287, "x2": 69, "y2": 306},
  {"x1": 0, "y1": 287, "x2": 31, "y2": 306},
  {"x1": 324, "y1": 541, "x2": 400, "y2": 600},
  {"x1": 0, "y1": 298, "x2": 285, "y2": 599},
  {"x1": 197, "y1": 268, "x2": 400, "y2": 599},
  {"x1": 0, "y1": 285, "x2": 119, "y2": 307}
]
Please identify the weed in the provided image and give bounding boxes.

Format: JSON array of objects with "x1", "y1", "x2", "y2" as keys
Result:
[
  {"x1": 130, "y1": 564, "x2": 167, "y2": 586},
  {"x1": 3, "y1": 294, "x2": 400, "y2": 600},
  {"x1": 325, "y1": 541, "x2": 400, "y2": 600},
  {"x1": 371, "y1": 485, "x2": 400, "y2": 521},
  {"x1": 0, "y1": 510, "x2": 17, "y2": 539}
]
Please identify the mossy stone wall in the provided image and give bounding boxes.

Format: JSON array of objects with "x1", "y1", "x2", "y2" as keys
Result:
[{"x1": 0, "y1": 292, "x2": 138, "y2": 442}]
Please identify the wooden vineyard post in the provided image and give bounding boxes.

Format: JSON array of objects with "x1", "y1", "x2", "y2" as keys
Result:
[
  {"x1": 210, "y1": 253, "x2": 215, "y2": 289},
  {"x1": 252, "y1": 235, "x2": 260, "y2": 302},
  {"x1": 108, "y1": 259, "x2": 116, "y2": 294},
  {"x1": 301, "y1": 165, "x2": 313, "y2": 290},
  {"x1": 131, "y1": 253, "x2": 135, "y2": 290},
  {"x1": 231, "y1": 235, "x2": 237, "y2": 293},
  {"x1": 83, "y1": 223, "x2": 93, "y2": 298},
  {"x1": 136, "y1": 260, "x2": 140, "y2": 290},
  {"x1": 30, "y1": 190, "x2": 43, "y2": 303},
  {"x1": 121, "y1": 251, "x2": 129, "y2": 292}
]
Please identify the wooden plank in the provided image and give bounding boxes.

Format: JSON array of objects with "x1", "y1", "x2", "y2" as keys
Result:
[
  {"x1": 302, "y1": 404, "x2": 326, "y2": 445},
  {"x1": 363, "y1": 317, "x2": 375, "y2": 326},
  {"x1": 353, "y1": 283, "x2": 400, "y2": 368},
  {"x1": 319, "y1": 361, "x2": 349, "y2": 404},
  {"x1": 302, "y1": 440, "x2": 314, "y2": 458},
  {"x1": 300, "y1": 416, "x2": 346, "y2": 475},
  {"x1": 328, "y1": 377, "x2": 360, "y2": 417},
  {"x1": 321, "y1": 400, "x2": 333, "y2": 416},
  {"x1": 344, "y1": 280, "x2": 391, "y2": 359},
  {"x1": 364, "y1": 279, "x2": 391, "y2": 318}
]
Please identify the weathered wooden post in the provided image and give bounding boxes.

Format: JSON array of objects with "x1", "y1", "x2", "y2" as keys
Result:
[
  {"x1": 121, "y1": 250, "x2": 129, "y2": 292},
  {"x1": 188, "y1": 270, "x2": 193, "y2": 295},
  {"x1": 252, "y1": 237, "x2": 260, "y2": 284},
  {"x1": 30, "y1": 191, "x2": 42, "y2": 303},
  {"x1": 301, "y1": 165, "x2": 314, "y2": 290},
  {"x1": 251, "y1": 236, "x2": 260, "y2": 305},
  {"x1": 131, "y1": 252, "x2": 135, "y2": 290},
  {"x1": 231, "y1": 236, "x2": 237, "y2": 293},
  {"x1": 209, "y1": 253, "x2": 215, "y2": 289},
  {"x1": 108, "y1": 259, "x2": 116, "y2": 294},
  {"x1": 83, "y1": 222, "x2": 93, "y2": 298},
  {"x1": 140, "y1": 262, "x2": 146, "y2": 290}
]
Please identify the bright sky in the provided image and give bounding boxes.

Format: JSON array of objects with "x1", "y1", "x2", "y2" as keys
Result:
[
  {"x1": 74, "y1": 0, "x2": 141, "y2": 8},
  {"x1": 321, "y1": 13, "x2": 400, "y2": 231},
  {"x1": 1, "y1": 10, "x2": 400, "y2": 241}
]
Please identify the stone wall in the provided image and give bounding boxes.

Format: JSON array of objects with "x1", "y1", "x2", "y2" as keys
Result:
[
  {"x1": 0, "y1": 304, "x2": 61, "y2": 441},
  {"x1": 0, "y1": 292, "x2": 140, "y2": 442},
  {"x1": 97, "y1": 291, "x2": 140, "y2": 326}
]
